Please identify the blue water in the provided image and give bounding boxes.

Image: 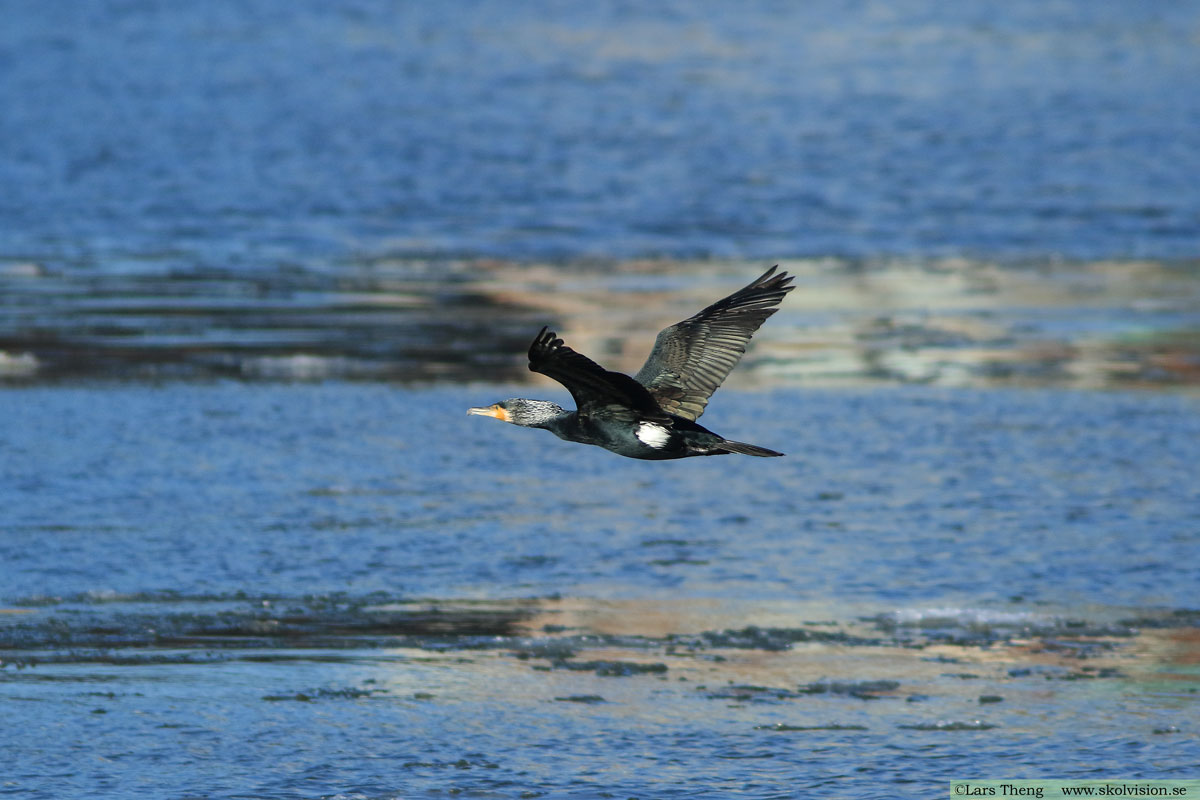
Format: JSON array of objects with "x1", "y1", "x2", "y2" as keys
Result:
[
  {"x1": 3, "y1": 384, "x2": 1199, "y2": 608},
  {"x1": 2, "y1": 0, "x2": 1199, "y2": 269},
  {"x1": 2, "y1": 384, "x2": 1199, "y2": 798},
  {"x1": 3, "y1": 2, "x2": 1200, "y2": 797}
]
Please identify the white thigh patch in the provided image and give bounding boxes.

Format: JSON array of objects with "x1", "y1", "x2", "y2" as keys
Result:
[{"x1": 635, "y1": 421, "x2": 671, "y2": 448}]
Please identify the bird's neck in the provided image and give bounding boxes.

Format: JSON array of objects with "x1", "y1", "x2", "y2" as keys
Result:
[
  {"x1": 514, "y1": 400, "x2": 571, "y2": 431},
  {"x1": 536, "y1": 410, "x2": 578, "y2": 440}
]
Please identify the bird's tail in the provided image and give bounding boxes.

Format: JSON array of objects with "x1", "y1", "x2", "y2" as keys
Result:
[{"x1": 715, "y1": 439, "x2": 784, "y2": 457}]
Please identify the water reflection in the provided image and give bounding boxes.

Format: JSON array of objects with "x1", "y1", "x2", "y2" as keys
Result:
[{"x1": 2, "y1": 258, "x2": 1197, "y2": 388}]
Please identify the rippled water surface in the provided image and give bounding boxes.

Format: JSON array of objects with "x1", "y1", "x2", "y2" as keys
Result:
[
  {"x1": 3, "y1": 0, "x2": 1200, "y2": 267},
  {"x1": 2, "y1": 1, "x2": 1199, "y2": 797},
  {"x1": 3, "y1": 384, "x2": 1199, "y2": 798}
]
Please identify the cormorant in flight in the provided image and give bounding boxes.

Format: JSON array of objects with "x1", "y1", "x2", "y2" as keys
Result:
[{"x1": 469, "y1": 266, "x2": 793, "y2": 460}]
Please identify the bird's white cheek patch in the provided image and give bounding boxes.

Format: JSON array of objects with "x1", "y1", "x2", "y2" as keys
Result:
[{"x1": 635, "y1": 422, "x2": 671, "y2": 448}]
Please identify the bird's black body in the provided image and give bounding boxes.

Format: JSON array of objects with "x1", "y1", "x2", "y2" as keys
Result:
[
  {"x1": 495, "y1": 394, "x2": 775, "y2": 461},
  {"x1": 469, "y1": 266, "x2": 793, "y2": 460}
]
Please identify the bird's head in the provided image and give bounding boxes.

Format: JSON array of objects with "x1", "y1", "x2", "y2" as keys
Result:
[{"x1": 467, "y1": 398, "x2": 566, "y2": 428}]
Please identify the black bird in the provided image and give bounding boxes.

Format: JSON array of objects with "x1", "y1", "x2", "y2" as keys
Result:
[{"x1": 468, "y1": 266, "x2": 794, "y2": 460}]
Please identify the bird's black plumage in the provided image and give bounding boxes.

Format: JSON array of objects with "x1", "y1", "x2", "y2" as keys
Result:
[
  {"x1": 468, "y1": 266, "x2": 794, "y2": 460},
  {"x1": 635, "y1": 265, "x2": 794, "y2": 421}
]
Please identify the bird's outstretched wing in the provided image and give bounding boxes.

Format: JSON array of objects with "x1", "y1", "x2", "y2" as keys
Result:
[
  {"x1": 528, "y1": 327, "x2": 667, "y2": 419},
  {"x1": 633, "y1": 266, "x2": 794, "y2": 421}
]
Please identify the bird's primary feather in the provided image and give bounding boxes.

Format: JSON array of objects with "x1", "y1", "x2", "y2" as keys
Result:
[
  {"x1": 527, "y1": 327, "x2": 668, "y2": 420},
  {"x1": 633, "y1": 265, "x2": 794, "y2": 421}
]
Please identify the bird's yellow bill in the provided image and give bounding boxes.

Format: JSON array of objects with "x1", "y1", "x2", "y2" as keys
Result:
[{"x1": 467, "y1": 404, "x2": 508, "y2": 422}]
